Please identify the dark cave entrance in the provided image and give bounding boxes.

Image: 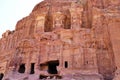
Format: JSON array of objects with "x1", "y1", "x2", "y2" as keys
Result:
[
  {"x1": 0, "y1": 73, "x2": 4, "y2": 80},
  {"x1": 47, "y1": 60, "x2": 59, "y2": 74},
  {"x1": 18, "y1": 64, "x2": 25, "y2": 73},
  {"x1": 30, "y1": 63, "x2": 35, "y2": 74}
]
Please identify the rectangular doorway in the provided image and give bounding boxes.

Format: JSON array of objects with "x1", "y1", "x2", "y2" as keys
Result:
[
  {"x1": 30, "y1": 63, "x2": 35, "y2": 74},
  {"x1": 47, "y1": 60, "x2": 59, "y2": 74},
  {"x1": 65, "y1": 61, "x2": 68, "y2": 68},
  {"x1": 18, "y1": 64, "x2": 25, "y2": 73}
]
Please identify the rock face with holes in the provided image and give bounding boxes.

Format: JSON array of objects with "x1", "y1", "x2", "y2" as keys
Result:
[{"x1": 0, "y1": 0, "x2": 120, "y2": 80}]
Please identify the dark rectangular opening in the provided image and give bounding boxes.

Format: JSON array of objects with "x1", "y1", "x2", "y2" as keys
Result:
[
  {"x1": 86, "y1": 61, "x2": 88, "y2": 64},
  {"x1": 47, "y1": 60, "x2": 59, "y2": 74},
  {"x1": 65, "y1": 61, "x2": 68, "y2": 68},
  {"x1": 0, "y1": 73, "x2": 4, "y2": 80},
  {"x1": 30, "y1": 63, "x2": 35, "y2": 74},
  {"x1": 18, "y1": 64, "x2": 25, "y2": 73}
]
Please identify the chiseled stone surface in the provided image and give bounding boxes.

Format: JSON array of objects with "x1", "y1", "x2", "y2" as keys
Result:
[{"x1": 0, "y1": 0, "x2": 120, "y2": 80}]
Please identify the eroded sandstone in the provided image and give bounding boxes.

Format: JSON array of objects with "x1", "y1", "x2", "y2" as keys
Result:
[{"x1": 0, "y1": 0, "x2": 120, "y2": 80}]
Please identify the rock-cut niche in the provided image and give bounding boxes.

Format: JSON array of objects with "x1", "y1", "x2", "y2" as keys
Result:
[
  {"x1": 47, "y1": 60, "x2": 59, "y2": 74},
  {"x1": 64, "y1": 10, "x2": 71, "y2": 29},
  {"x1": 44, "y1": 10, "x2": 53, "y2": 32},
  {"x1": 18, "y1": 64, "x2": 25, "y2": 73},
  {"x1": 30, "y1": 63, "x2": 35, "y2": 74}
]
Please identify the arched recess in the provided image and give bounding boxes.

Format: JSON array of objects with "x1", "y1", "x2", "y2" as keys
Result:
[
  {"x1": 64, "y1": 10, "x2": 71, "y2": 29},
  {"x1": 44, "y1": 11, "x2": 53, "y2": 32},
  {"x1": 81, "y1": 0, "x2": 93, "y2": 28}
]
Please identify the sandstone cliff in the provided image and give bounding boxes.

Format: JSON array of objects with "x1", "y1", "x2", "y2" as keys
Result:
[{"x1": 0, "y1": 0, "x2": 120, "y2": 80}]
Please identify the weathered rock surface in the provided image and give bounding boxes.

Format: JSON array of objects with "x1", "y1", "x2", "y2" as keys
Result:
[{"x1": 0, "y1": 0, "x2": 120, "y2": 80}]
